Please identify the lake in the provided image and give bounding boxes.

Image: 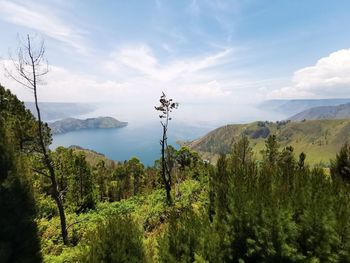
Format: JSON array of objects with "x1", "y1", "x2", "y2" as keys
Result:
[
  {"x1": 51, "y1": 121, "x2": 214, "y2": 166},
  {"x1": 49, "y1": 101, "x2": 285, "y2": 166}
]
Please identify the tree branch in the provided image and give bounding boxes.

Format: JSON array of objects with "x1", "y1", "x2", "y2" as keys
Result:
[{"x1": 32, "y1": 168, "x2": 50, "y2": 178}]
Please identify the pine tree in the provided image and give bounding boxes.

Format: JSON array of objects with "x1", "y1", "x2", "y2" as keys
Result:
[{"x1": 331, "y1": 143, "x2": 350, "y2": 182}]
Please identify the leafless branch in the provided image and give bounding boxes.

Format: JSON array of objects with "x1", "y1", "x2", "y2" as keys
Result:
[
  {"x1": 66, "y1": 218, "x2": 89, "y2": 231},
  {"x1": 32, "y1": 168, "x2": 50, "y2": 178}
]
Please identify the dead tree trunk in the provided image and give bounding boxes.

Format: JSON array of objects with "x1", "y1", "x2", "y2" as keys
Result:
[
  {"x1": 155, "y1": 92, "x2": 178, "y2": 205},
  {"x1": 7, "y1": 34, "x2": 68, "y2": 245}
]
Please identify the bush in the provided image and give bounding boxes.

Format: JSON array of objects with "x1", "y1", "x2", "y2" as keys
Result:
[{"x1": 83, "y1": 215, "x2": 145, "y2": 263}]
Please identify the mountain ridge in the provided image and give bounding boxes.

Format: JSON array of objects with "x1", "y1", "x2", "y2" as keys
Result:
[
  {"x1": 288, "y1": 103, "x2": 350, "y2": 121},
  {"x1": 259, "y1": 98, "x2": 350, "y2": 116}
]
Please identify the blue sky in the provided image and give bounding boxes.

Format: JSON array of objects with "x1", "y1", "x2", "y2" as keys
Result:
[{"x1": 1, "y1": 0, "x2": 350, "y2": 112}]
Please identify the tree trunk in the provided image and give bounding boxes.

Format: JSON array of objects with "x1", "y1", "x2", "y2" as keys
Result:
[
  {"x1": 161, "y1": 125, "x2": 172, "y2": 205},
  {"x1": 33, "y1": 82, "x2": 68, "y2": 245}
]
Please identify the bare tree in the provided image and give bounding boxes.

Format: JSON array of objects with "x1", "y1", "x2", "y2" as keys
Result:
[
  {"x1": 6, "y1": 34, "x2": 68, "y2": 245},
  {"x1": 155, "y1": 92, "x2": 178, "y2": 204}
]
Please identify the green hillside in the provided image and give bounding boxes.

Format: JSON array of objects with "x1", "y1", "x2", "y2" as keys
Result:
[
  {"x1": 188, "y1": 119, "x2": 350, "y2": 165},
  {"x1": 68, "y1": 145, "x2": 118, "y2": 168}
]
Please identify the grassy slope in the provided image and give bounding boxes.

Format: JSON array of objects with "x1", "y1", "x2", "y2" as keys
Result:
[{"x1": 188, "y1": 119, "x2": 350, "y2": 165}]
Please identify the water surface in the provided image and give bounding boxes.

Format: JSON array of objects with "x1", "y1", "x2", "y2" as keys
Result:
[{"x1": 51, "y1": 121, "x2": 212, "y2": 166}]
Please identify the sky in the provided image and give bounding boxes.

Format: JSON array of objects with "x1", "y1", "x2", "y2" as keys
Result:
[{"x1": 1, "y1": 0, "x2": 350, "y2": 123}]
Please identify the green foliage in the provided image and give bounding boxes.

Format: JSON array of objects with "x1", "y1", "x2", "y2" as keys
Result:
[
  {"x1": 157, "y1": 208, "x2": 202, "y2": 263},
  {"x1": 206, "y1": 137, "x2": 350, "y2": 262},
  {"x1": 0, "y1": 117, "x2": 42, "y2": 263},
  {"x1": 50, "y1": 147, "x2": 97, "y2": 213},
  {"x1": 126, "y1": 157, "x2": 145, "y2": 196},
  {"x1": 262, "y1": 134, "x2": 279, "y2": 167},
  {"x1": 155, "y1": 136, "x2": 350, "y2": 262},
  {"x1": 83, "y1": 215, "x2": 145, "y2": 263},
  {"x1": 0, "y1": 84, "x2": 51, "y2": 153},
  {"x1": 330, "y1": 142, "x2": 350, "y2": 182}
]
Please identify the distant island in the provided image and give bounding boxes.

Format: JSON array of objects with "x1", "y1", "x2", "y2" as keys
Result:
[{"x1": 49, "y1": 117, "x2": 128, "y2": 134}]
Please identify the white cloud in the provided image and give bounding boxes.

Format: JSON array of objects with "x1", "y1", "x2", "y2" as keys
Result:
[
  {"x1": 1, "y1": 40, "x2": 269, "y2": 123},
  {"x1": 106, "y1": 45, "x2": 233, "y2": 79},
  {"x1": 0, "y1": 0, "x2": 88, "y2": 53},
  {"x1": 0, "y1": 43, "x2": 238, "y2": 105},
  {"x1": 0, "y1": 59, "x2": 127, "y2": 102},
  {"x1": 269, "y1": 48, "x2": 350, "y2": 98},
  {"x1": 104, "y1": 45, "x2": 235, "y2": 101}
]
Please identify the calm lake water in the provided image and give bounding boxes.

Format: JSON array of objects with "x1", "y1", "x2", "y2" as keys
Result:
[{"x1": 51, "y1": 121, "x2": 213, "y2": 166}]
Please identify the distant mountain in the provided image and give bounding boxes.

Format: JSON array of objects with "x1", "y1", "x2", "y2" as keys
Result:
[
  {"x1": 25, "y1": 102, "x2": 96, "y2": 121},
  {"x1": 259, "y1": 99, "x2": 350, "y2": 116},
  {"x1": 49, "y1": 117, "x2": 128, "y2": 134},
  {"x1": 187, "y1": 119, "x2": 350, "y2": 165},
  {"x1": 288, "y1": 103, "x2": 350, "y2": 121}
]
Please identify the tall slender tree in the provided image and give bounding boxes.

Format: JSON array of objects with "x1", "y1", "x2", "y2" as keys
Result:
[
  {"x1": 155, "y1": 92, "x2": 178, "y2": 204},
  {"x1": 6, "y1": 35, "x2": 68, "y2": 244}
]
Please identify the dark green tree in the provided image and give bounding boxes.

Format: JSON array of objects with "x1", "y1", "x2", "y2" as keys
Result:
[
  {"x1": 278, "y1": 145, "x2": 297, "y2": 177},
  {"x1": 93, "y1": 160, "x2": 110, "y2": 201},
  {"x1": 126, "y1": 157, "x2": 145, "y2": 196},
  {"x1": 176, "y1": 146, "x2": 199, "y2": 171},
  {"x1": 0, "y1": 118, "x2": 42, "y2": 263},
  {"x1": 113, "y1": 164, "x2": 131, "y2": 200},
  {"x1": 331, "y1": 143, "x2": 350, "y2": 182},
  {"x1": 297, "y1": 152, "x2": 306, "y2": 170},
  {"x1": 0, "y1": 84, "x2": 51, "y2": 153},
  {"x1": 262, "y1": 134, "x2": 279, "y2": 168},
  {"x1": 70, "y1": 153, "x2": 96, "y2": 212},
  {"x1": 228, "y1": 135, "x2": 256, "y2": 176},
  {"x1": 157, "y1": 209, "x2": 202, "y2": 263}
]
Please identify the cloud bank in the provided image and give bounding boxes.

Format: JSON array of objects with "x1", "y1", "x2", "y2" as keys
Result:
[{"x1": 270, "y1": 49, "x2": 350, "y2": 99}]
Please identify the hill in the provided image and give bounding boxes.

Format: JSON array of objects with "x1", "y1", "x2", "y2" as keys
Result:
[
  {"x1": 68, "y1": 145, "x2": 118, "y2": 168},
  {"x1": 49, "y1": 117, "x2": 128, "y2": 134},
  {"x1": 259, "y1": 99, "x2": 350, "y2": 116},
  {"x1": 187, "y1": 119, "x2": 350, "y2": 165},
  {"x1": 288, "y1": 103, "x2": 350, "y2": 121}
]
